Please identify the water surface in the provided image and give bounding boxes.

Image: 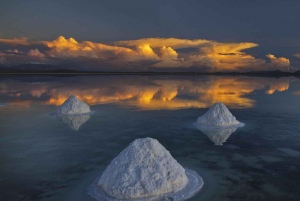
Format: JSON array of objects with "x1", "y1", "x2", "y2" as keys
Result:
[{"x1": 0, "y1": 75, "x2": 300, "y2": 201}]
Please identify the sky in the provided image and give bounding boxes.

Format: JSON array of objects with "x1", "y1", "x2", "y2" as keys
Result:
[{"x1": 0, "y1": 0, "x2": 300, "y2": 72}]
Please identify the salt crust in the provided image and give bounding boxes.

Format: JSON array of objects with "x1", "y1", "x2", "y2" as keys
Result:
[
  {"x1": 196, "y1": 102, "x2": 244, "y2": 128},
  {"x1": 56, "y1": 95, "x2": 91, "y2": 115},
  {"x1": 88, "y1": 138, "x2": 204, "y2": 200}
]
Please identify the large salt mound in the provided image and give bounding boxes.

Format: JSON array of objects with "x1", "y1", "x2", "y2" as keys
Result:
[
  {"x1": 56, "y1": 95, "x2": 90, "y2": 115},
  {"x1": 196, "y1": 102, "x2": 244, "y2": 127},
  {"x1": 91, "y1": 138, "x2": 203, "y2": 200}
]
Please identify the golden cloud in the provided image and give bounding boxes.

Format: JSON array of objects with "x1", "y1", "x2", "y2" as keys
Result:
[
  {"x1": 116, "y1": 38, "x2": 264, "y2": 70},
  {"x1": 27, "y1": 49, "x2": 45, "y2": 57},
  {"x1": 0, "y1": 38, "x2": 30, "y2": 46},
  {"x1": 115, "y1": 38, "x2": 211, "y2": 49},
  {"x1": 0, "y1": 36, "x2": 294, "y2": 71},
  {"x1": 266, "y1": 54, "x2": 290, "y2": 68}
]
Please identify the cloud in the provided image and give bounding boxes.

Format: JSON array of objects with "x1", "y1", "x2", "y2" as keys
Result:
[
  {"x1": 294, "y1": 53, "x2": 300, "y2": 58},
  {"x1": 0, "y1": 38, "x2": 30, "y2": 46},
  {"x1": 116, "y1": 38, "x2": 263, "y2": 70},
  {"x1": 0, "y1": 36, "x2": 295, "y2": 71},
  {"x1": 27, "y1": 49, "x2": 45, "y2": 57},
  {"x1": 115, "y1": 38, "x2": 211, "y2": 49},
  {"x1": 116, "y1": 38, "x2": 293, "y2": 71},
  {"x1": 0, "y1": 48, "x2": 47, "y2": 65},
  {"x1": 42, "y1": 36, "x2": 133, "y2": 58},
  {"x1": 266, "y1": 54, "x2": 290, "y2": 69},
  {"x1": 293, "y1": 91, "x2": 300, "y2": 95}
]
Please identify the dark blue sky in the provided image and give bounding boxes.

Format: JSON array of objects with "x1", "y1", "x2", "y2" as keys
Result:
[
  {"x1": 0, "y1": 0, "x2": 300, "y2": 70},
  {"x1": 1, "y1": 0, "x2": 299, "y2": 42}
]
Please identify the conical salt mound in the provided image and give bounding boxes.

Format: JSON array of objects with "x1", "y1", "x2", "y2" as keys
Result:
[
  {"x1": 196, "y1": 102, "x2": 244, "y2": 127},
  {"x1": 97, "y1": 138, "x2": 195, "y2": 200},
  {"x1": 56, "y1": 95, "x2": 90, "y2": 115}
]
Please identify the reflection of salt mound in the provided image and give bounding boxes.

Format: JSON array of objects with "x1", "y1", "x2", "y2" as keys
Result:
[
  {"x1": 195, "y1": 124, "x2": 237, "y2": 146},
  {"x1": 56, "y1": 95, "x2": 90, "y2": 115},
  {"x1": 196, "y1": 102, "x2": 244, "y2": 127},
  {"x1": 90, "y1": 138, "x2": 203, "y2": 200},
  {"x1": 57, "y1": 115, "x2": 90, "y2": 131}
]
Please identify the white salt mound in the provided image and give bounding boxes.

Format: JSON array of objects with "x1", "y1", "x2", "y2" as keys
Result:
[
  {"x1": 196, "y1": 102, "x2": 244, "y2": 127},
  {"x1": 56, "y1": 95, "x2": 90, "y2": 115},
  {"x1": 92, "y1": 138, "x2": 203, "y2": 200}
]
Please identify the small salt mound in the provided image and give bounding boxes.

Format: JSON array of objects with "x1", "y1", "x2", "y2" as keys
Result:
[
  {"x1": 56, "y1": 95, "x2": 90, "y2": 115},
  {"x1": 57, "y1": 115, "x2": 90, "y2": 131},
  {"x1": 196, "y1": 102, "x2": 244, "y2": 127},
  {"x1": 90, "y1": 138, "x2": 203, "y2": 200}
]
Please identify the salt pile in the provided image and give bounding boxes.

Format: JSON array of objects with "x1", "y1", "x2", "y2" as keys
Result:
[
  {"x1": 57, "y1": 115, "x2": 90, "y2": 131},
  {"x1": 88, "y1": 138, "x2": 204, "y2": 201},
  {"x1": 56, "y1": 95, "x2": 91, "y2": 115},
  {"x1": 196, "y1": 102, "x2": 244, "y2": 127},
  {"x1": 195, "y1": 124, "x2": 237, "y2": 146}
]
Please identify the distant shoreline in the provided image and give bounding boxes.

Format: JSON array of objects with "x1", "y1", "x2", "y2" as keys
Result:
[
  {"x1": 1, "y1": 63, "x2": 299, "y2": 77},
  {"x1": 0, "y1": 70, "x2": 299, "y2": 77}
]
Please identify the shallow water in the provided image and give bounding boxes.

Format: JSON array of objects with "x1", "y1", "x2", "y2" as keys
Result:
[{"x1": 0, "y1": 75, "x2": 300, "y2": 201}]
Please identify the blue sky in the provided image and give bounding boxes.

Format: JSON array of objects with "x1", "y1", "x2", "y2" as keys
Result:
[{"x1": 0, "y1": 0, "x2": 300, "y2": 71}]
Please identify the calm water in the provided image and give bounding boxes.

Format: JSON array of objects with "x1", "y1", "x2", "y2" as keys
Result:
[{"x1": 0, "y1": 75, "x2": 300, "y2": 201}]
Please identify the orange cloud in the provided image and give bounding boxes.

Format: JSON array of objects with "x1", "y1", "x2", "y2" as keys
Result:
[
  {"x1": 266, "y1": 54, "x2": 290, "y2": 68},
  {"x1": 115, "y1": 38, "x2": 211, "y2": 49},
  {"x1": 27, "y1": 49, "x2": 45, "y2": 57},
  {"x1": 41, "y1": 36, "x2": 146, "y2": 64},
  {"x1": 116, "y1": 38, "x2": 294, "y2": 71},
  {"x1": 116, "y1": 38, "x2": 262, "y2": 70},
  {"x1": 0, "y1": 38, "x2": 30, "y2": 46},
  {"x1": 0, "y1": 36, "x2": 294, "y2": 71}
]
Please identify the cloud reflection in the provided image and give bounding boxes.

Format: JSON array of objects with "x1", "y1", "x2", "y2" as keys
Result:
[
  {"x1": 0, "y1": 76, "x2": 297, "y2": 110},
  {"x1": 294, "y1": 91, "x2": 300, "y2": 95}
]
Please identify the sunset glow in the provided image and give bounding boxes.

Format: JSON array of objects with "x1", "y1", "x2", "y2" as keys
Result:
[
  {"x1": 0, "y1": 36, "x2": 294, "y2": 72},
  {"x1": 0, "y1": 76, "x2": 297, "y2": 110}
]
